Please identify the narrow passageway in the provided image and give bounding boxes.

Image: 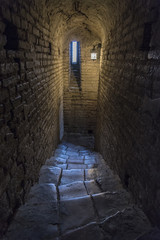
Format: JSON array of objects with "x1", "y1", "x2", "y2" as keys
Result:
[
  {"x1": 5, "y1": 135, "x2": 151, "y2": 240},
  {"x1": 1, "y1": 0, "x2": 160, "y2": 238}
]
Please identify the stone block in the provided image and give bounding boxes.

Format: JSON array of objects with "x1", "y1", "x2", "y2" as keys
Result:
[
  {"x1": 39, "y1": 166, "x2": 61, "y2": 185},
  {"x1": 92, "y1": 190, "x2": 131, "y2": 220},
  {"x1": 61, "y1": 169, "x2": 84, "y2": 185},
  {"x1": 85, "y1": 180, "x2": 101, "y2": 195},
  {"x1": 59, "y1": 195, "x2": 96, "y2": 234},
  {"x1": 27, "y1": 184, "x2": 57, "y2": 204},
  {"x1": 68, "y1": 163, "x2": 88, "y2": 169},
  {"x1": 59, "y1": 181, "x2": 87, "y2": 200}
]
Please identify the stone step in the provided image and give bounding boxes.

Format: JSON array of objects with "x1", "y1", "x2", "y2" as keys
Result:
[
  {"x1": 59, "y1": 180, "x2": 102, "y2": 200},
  {"x1": 61, "y1": 206, "x2": 152, "y2": 240},
  {"x1": 38, "y1": 164, "x2": 124, "y2": 194},
  {"x1": 60, "y1": 169, "x2": 85, "y2": 185},
  {"x1": 100, "y1": 206, "x2": 152, "y2": 240},
  {"x1": 45, "y1": 157, "x2": 68, "y2": 169},
  {"x1": 59, "y1": 195, "x2": 96, "y2": 234},
  {"x1": 27, "y1": 183, "x2": 57, "y2": 204},
  {"x1": 39, "y1": 165, "x2": 62, "y2": 185},
  {"x1": 5, "y1": 201, "x2": 59, "y2": 240},
  {"x1": 67, "y1": 155, "x2": 84, "y2": 164},
  {"x1": 45, "y1": 156, "x2": 98, "y2": 170},
  {"x1": 45, "y1": 156, "x2": 67, "y2": 165},
  {"x1": 84, "y1": 180, "x2": 102, "y2": 195},
  {"x1": 4, "y1": 141, "x2": 152, "y2": 240},
  {"x1": 59, "y1": 190, "x2": 133, "y2": 234},
  {"x1": 91, "y1": 190, "x2": 132, "y2": 221},
  {"x1": 67, "y1": 163, "x2": 98, "y2": 170},
  {"x1": 59, "y1": 181, "x2": 87, "y2": 200}
]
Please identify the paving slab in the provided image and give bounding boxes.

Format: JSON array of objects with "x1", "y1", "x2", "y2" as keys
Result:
[
  {"x1": 68, "y1": 163, "x2": 88, "y2": 169},
  {"x1": 55, "y1": 149, "x2": 66, "y2": 155},
  {"x1": 55, "y1": 157, "x2": 67, "y2": 164},
  {"x1": 65, "y1": 151, "x2": 80, "y2": 156},
  {"x1": 92, "y1": 190, "x2": 132, "y2": 220},
  {"x1": 101, "y1": 206, "x2": 152, "y2": 240},
  {"x1": 45, "y1": 156, "x2": 56, "y2": 166},
  {"x1": 61, "y1": 222, "x2": 104, "y2": 240},
  {"x1": 57, "y1": 144, "x2": 67, "y2": 150},
  {"x1": 54, "y1": 154, "x2": 68, "y2": 159},
  {"x1": 55, "y1": 164, "x2": 67, "y2": 170},
  {"x1": 68, "y1": 155, "x2": 84, "y2": 160},
  {"x1": 84, "y1": 155, "x2": 96, "y2": 160},
  {"x1": 59, "y1": 195, "x2": 96, "y2": 234},
  {"x1": 4, "y1": 139, "x2": 152, "y2": 240},
  {"x1": 85, "y1": 168, "x2": 98, "y2": 180},
  {"x1": 62, "y1": 142, "x2": 77, "y2": 148},
  {"x1": 79, "y1": 150, "x2": 92, "y2": 155},
  {"x1": 6, "y1": 203, "x2": 58, "y2": 240},
  {"x1": 85, "y1": 180, "x2": 102, "y2": 195},
  {"x1": 74, "y1": 145, "x2": 87, "y2": 151},
  {"x1": 84, "y1": 159, "x2": 97, "y2": 165},
  {"x1": 27, "y1": 183, "x2": 57, "y2": 204},
  {"x1": 96, "y1": 175, "x2": 123, "y2": 192},
  {"x1": 67, "y1": 157, "x2": 84, "y2": 164},
  {"x1": 39, "y1": 166, "x2": 61, "y2": 185},
  {"x1": 66, "y1": 148, "x2": 79, "y2": 152},
  {"x1": 45, "y1": 156, "x2": 68, "y2": 165},
  {"x1": 59, "y1": 181, "x2": 87, "y2": 200},
  {"x1": 61, "y1": 169, "x2": 84, "y2": 185}
]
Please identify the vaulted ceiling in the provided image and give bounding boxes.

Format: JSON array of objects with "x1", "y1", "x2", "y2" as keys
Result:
[{"x1": 37, "y1": 0, "x2": 128, "y2": 43}]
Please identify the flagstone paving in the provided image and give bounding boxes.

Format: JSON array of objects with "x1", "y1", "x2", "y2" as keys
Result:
[{"x1": 4, "y1": 138, "x2": 159, "y2": 240}]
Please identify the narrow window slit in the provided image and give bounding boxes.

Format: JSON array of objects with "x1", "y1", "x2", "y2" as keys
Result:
[{"x1": 69, "y1": 41, "x2": 81, "y2": 90}]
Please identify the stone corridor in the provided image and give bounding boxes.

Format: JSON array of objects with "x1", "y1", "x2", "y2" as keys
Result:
[
  {"x1": 1, "y1": 0, "x2": 160, "y2": 238},
  {"x1": 4, "y1": 136, "x2": 154, "y2": 240}
]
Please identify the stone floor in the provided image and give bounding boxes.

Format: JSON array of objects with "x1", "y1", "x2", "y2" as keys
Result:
[{"x1": 4, "y1": 136, "x2": 158, "y2": 240}]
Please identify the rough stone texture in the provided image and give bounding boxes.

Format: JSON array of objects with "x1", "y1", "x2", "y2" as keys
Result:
[
  {"x1": 92, "y1": 190, "x2": 132, "y2": 220},
  {"x1": 5, "y1": 203, "x2": 59, "y2": 240},
  {"x1": 95, "y1": 0, "x2": 160, "y2": 227},
  {"x1": 84, "y1": 180, "x2": 101, "y2": 195},
  {"x1": 0, "y1": 0, "x2": 63, "y2": 235},
  {"x1": 59, "y1": 181, "x2": 87, "y2": 200},
  {"x1": 1, "y1": 0, "x2": 160, "y2": 236},
  {"x1": 60, "y1": 169, "x2": 84, "y2": 185},
  {"x1": 27, "y1": 183, "x2": 57, "y2": 204},
  {"x1": 101, "y1": 206, "x2": 153, "y2": 240},
  {"x1": 39, "y1": 166, "x2": 61, "y2": 185},
  {"x1": 60, "y1": 195, "x2": 96, "y2": 234},
  {"x1": 4, "y1": 140, "x2": 152, "y2": 240}
]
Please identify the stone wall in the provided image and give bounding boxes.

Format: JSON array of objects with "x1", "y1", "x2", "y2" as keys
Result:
[
  {"x1": 96, "y1": 0, "x2": 160, "y2": 226},
  {"x1": 0, "y1": 0, "x2": 63, "y2": 235},
  {"x1": 63, "y1": 39, "x2": 100, "y2": 134}
]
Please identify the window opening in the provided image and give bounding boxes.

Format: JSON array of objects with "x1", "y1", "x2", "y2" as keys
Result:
[
  {"x1": 72, "y1": 41, "x2": 78, "y2": 63},
  {"x1": 69, "y1": 41, "x2": 81, "y2": 90}
]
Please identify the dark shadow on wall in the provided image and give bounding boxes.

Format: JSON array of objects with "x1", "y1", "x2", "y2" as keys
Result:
[{"x1": 4, "y1": 20, "x2": 19, "y2": 50}]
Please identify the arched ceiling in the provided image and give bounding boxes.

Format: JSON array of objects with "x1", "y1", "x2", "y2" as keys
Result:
[{"x1": 38, "y1": 0, "x2": 128, "y2": 43}]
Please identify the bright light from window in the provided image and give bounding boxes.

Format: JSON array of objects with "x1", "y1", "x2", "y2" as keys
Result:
[
  {"x1": 72, "y1": 41, "x2": 77, "y2": 63},
  {"x1": 91, "y1": 52, "x2": 97, "y2": 60}
]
